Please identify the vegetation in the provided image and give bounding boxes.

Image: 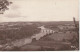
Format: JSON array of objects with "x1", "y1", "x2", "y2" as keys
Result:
[
  {"x1": 0, "y1": 22, "x2": 41, "y2": 44},
  {"x1": 0, "y1": 0, "x2": 12, "y2": 14},
  {"x1": 0, "y1": 21, "x2": 79, "y2": 50}
]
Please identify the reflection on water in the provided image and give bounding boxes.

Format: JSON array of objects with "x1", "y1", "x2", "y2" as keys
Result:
[
  {"x1": 11, "y1": 38, "x2": 32, "y2": 47},
  {"x1": 31, "y1": 26, "x2": 55, "y2": 40},
  {"x1": 12, "y1": 26, "x2": 55, "y2": 47}
]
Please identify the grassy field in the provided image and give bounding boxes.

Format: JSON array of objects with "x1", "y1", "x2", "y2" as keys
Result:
[{"x1": 49, "y1": 32, "x2": 77, "y2": 41}]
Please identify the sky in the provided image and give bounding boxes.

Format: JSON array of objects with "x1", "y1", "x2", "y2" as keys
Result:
[{"x1": 0, "y1": 0, "x2": 79, "y2": 22}]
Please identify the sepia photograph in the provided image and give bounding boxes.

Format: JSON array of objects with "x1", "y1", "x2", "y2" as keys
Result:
[{"x1": 0, "y1": 0, "x2": 79, "y2": 51}]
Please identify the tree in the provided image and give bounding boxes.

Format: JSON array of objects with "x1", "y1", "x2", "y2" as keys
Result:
[{"x1": 0, "y1": 0, "x2": 12, "y2": 14}]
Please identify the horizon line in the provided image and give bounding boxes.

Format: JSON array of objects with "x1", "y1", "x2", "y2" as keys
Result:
[{"x1": 0, "y1": 20, "x2": 79, "y2": 23}]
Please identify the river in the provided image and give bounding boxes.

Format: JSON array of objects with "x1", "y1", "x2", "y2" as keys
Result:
[{"x1": 1, "y1": 26, "x2": 55, "y2": 49}]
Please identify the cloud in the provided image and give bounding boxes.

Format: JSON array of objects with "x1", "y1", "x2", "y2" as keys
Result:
[
  {"x1": 11, "y1": 4, "x2": 20, "y2": 10},
  {"x1": 1, "y1": 0, "x2": 78, "y2": 22},
  {"x1": 4, "y1": 3, "x2": 22, "y2": 18},
  {"x1": 5, "y1": 12, "x2": 27, "y2": 18},
  {"x1": 5, "y1": 14, "x2": 20, "y2": 18}
]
